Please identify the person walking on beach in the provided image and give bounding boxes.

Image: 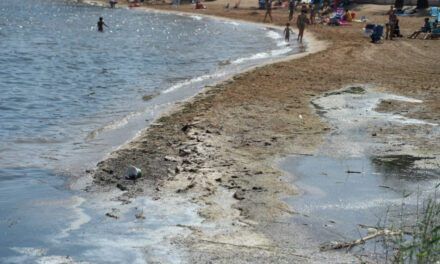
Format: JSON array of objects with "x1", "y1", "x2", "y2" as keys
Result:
[
  {"x1": 386, "y1": 8, "x2": 397, "y2": 40},
  {"x1": 97, "y1": 17, "x2": 108, "y2": 32},
  {"x1": 309, "y1": 4, "x2": 316, "y2": 24},
  {"x1": 263, "y1": 0, "x2": 273, "y2": 23},
  {"x1": 284, "y1": 23, "x2": 294, "y2": 42},
  {"x1": 288, "y1": 0, "x2": 295, "y2": 21},
  {"x1": 109, "y1": 0, "x2": 117, "y2": 8},
  {"x1": 296, "y1": 10, "x2": 309, "y2": 43}
]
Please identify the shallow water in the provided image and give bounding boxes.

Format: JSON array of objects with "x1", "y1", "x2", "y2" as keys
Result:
[
  {"x1": 279, "y1": 86, "x2": 439, "y2": 255},
  {"x1": 0, "y1": 169, "x2": 201, "y2": 263},
  {"x1": 0, "y1": 0, "x2": 303, "y2": 171},
  {"x1": 0, "y1": 0, "x2": 304, "y2": 262}
]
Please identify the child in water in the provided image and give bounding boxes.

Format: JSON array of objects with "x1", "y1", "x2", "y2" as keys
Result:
[
  {"x1": 97, "y1": 17, "x2": 108, "y2": 32},
  {"x1": 284, "y1": 23, "x2": 294, "y2": 42}
]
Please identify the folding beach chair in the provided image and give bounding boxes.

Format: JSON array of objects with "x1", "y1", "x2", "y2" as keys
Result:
[{"x1": 424, "y1": 27, "x2": 440, "y2": 39}]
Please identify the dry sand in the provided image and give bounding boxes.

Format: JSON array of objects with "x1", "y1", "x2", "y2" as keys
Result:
[{"x1": 86, "y1": 1, "x2": 439, "y2": 262}]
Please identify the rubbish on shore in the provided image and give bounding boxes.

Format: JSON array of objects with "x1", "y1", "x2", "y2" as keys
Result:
[
  {"x1": 116, "y1": 183, "x2": 128, "y2": 191},
  {"x1": 105, "y1": 208, "x2": 120, "y2": 219},
  {"x1": 164, "y1": 155, "x2": 178, "y2": 162},
  {"x1": 320, "y1": 229, "x2": 401, "y2": 251},
  {"x1": 233, "y1": 190, "x2": 246, "y2": 200},
  {"x1": 142, "y1": 94, "x2": 155, "y2": 101},
  {"x1": 125, "y1": 165, "x2": 142, "y2": 180},
  {"x1": 135, "y1": 210, "x2": 145, "y2": 220}
]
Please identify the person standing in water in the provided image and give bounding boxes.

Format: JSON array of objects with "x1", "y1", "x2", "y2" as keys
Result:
[
  {"x1": 284, "y1": 23, "x2": 294, "y2": 42},
  {"x1": 296, "y1": 10, "x2": 309, "y2": 43},
  {"x1": 97, "y1": 17, "x2": 108, "y2": 32}
]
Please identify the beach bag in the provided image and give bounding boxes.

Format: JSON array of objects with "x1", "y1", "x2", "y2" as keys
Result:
[{"x1": 371, "y1": 25, "x2": 383, "y2": 43}]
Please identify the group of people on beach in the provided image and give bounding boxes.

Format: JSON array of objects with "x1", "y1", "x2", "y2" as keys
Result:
[
  {"x1": 271, "y1": 0, "x2": 317, "y2": 43},
  {"x1": 269, "y1": 0, "x2": 357, "y2": 43},
  {"x1": 283, "y1": 10, "x2": 308, "y2": 43},
  {"x1": 385, "y1": 5, "x2": 403, "y2": 40},
  {"x1": 385, "y1": 5, "x2": 438, "y2": 41}
]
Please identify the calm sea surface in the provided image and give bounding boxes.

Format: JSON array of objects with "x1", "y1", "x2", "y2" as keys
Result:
[
  {"x1": 0, "y1": 0, "x2": 303, "y2": 262},
  {"x1": 0, "y1": 0, "x2": 301, "y2": 170}
]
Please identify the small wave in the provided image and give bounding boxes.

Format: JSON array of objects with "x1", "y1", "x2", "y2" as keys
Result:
[
  {"x1": 271, "y1": 47, "x2": 292, "y2": 56},
  {"x1": 14, "y1": 137, "x2": 66, "y2": 144},
  {"x1": 232, "y1": 52, "x2": 271, "y2": 64},
  {"x1": 225, "y1": 21, "x2": 240, "y2": 26},
  {"x1": 86, "y1": 111, "x2": 143, "y2": 141},
  {"x1": 266, "y1": 30, "x2": 283, "y2": 40},
  {"x1": 232, "y1": 47, "x2": 292, "y2": 64},
  {"x1": 162, "y1": 72, "x2": 226, "y2": 94},
  {"x1": 189, "y1": 15, "x2": 203, "y2": 21},
  {"x1": 11, "y1": 247, "x2": 47, "y2": 257},
  {"x1": 265, "y1": 30, "x2": 291, "y2": 47},
  {"x1": 218, "y1": 60, "x2": 231, "y2": 66}
]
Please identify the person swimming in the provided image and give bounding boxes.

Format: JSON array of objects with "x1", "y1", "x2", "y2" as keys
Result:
[{"x1": 97, "y1": 17, "x2": 108, "y2": 32}]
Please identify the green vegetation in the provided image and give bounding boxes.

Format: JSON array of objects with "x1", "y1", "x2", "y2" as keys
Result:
[{"x1": 394, "y1": 184, "x2": 440, "y2": 263}]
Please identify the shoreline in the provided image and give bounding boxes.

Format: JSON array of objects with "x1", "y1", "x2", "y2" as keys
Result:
[
  {"x1": 85, "y1": 1, "x2": 439, "y2": 262},
  {"x1": 83, "y1": 0, "x2": 328, "y2": 185}
]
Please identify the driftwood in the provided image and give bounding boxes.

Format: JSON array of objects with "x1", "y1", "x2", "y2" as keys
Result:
[{"x1": 320, "y1": 229, "x2": 401, "y2": 251}]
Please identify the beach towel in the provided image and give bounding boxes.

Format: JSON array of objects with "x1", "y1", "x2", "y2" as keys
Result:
[{"x1": 339, "y1": 20, "x2": 352, "y2": 26}]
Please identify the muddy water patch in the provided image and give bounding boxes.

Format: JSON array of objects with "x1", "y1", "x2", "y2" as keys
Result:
[
  {"x1": 279, "y1": 85, "x2": 439, "y2": 256},
  {"x1": 0, "y1": 170, "x2": 201, "y2": 263}
]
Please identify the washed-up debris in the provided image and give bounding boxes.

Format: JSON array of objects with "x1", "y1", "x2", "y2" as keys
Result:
[
  {"x1": 320, "y1": 229, "x2": 401, "y2": 251},
  {"x1": 233, "y1": 190, "x2": 246, "y2": 200},
  {"x1": 116, "y1": 183, "x2": 127, "y2": 191},
  {"x1": 345, "y1": 170, "x2": 362, "y2": 174},
  {"x1": 105, "y1": 208, "x2": 120, "y2": 219},
  {"x1": 135, "y1": 210, "x2": 145, "y2": 220},
  {"x1": 125, "y1": 165, "x2": 142, "y2": 180},
  {"x1": 164, "y1": 155, "x2": 179, "y2": 162}
]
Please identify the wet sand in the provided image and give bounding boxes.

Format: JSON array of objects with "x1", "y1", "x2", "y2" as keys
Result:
[{"x1": 86, "y1": 1, "x2": 439, "y2": 262}]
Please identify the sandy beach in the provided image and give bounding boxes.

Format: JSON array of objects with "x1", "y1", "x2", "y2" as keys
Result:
[{"x1": 87, "y1": 1, "x2": 440, "y2": 262}]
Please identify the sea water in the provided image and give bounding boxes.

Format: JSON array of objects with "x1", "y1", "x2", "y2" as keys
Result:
[
  {"x1": 0, "y1": 0, "x2": 303, "y2": 171},
  {"x1": 0, "y1": 0, "x2": 304, "y2": 262}
]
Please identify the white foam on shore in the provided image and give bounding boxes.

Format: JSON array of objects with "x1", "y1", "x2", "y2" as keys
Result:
[
  {"x1": 86, "y1": 111, "x2": 144, "y2": 141},
  {"x1": 232, "y1": 46, "x2": 292, "y2": 64},
  {"x1": 314, "y1": 87, "x2": 437, "y2": 128},
  {"x1": 230, "y1": 30, "x2": 293, "y2": 64},
  {"x1": 57, "y1": 196, "x2": 91, "y2": 240},
  {"x1": 189, "y1": 15, "x2": 203, "y2": 20},
  {"x1": 310, "y1": 86, "x2": 437, "y2": 158},
  {"x1": 225, "y1": 21, "x2": 240, "y2": 26},
  {"x1": 266, "y1": 29, "x2": 289, "y2": 47}
]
